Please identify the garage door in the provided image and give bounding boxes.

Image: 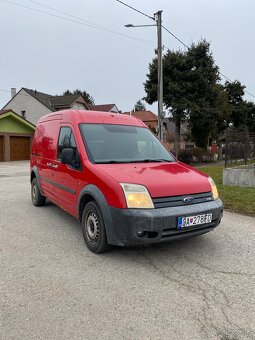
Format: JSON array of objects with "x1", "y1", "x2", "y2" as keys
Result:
[
  {"x1": 0, "y1": 136, "x2": 3, "y2": 161},
  {"x1": 10, "y1": 137, "x2": 31, "y2": 161}
]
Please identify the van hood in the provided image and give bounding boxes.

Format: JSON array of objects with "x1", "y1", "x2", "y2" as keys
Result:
[{"x1": 96, "y1": 162, "x2": 211, "y2": 197}]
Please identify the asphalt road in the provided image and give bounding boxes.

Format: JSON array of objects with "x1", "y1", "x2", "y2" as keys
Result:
[{"x1": 1, "y1": 161, "x2": 255, "y2": 340}]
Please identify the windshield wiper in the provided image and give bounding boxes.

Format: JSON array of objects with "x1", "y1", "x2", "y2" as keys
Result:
[
  {"x1": 129, "y1": 159, "x2": 172, "y2": 163},
  {"x1": 94, "y1": 160, "x2": 128, "y2": 164},
  {"x1": 95, "y1": 159, "x2": 173, "y2": 164}
]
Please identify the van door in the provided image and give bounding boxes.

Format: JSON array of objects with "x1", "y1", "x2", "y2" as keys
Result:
[
  {"x1": 34, "y1": 120, "x2": 59, "y2": 200},
  {"x1": 50, "y1": 126, "x2": 81, "y2": 216}
]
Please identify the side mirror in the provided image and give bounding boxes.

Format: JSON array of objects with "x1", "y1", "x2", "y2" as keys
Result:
[{"x1": 61, "y1": 148, "x2": 73, "y2": 164}]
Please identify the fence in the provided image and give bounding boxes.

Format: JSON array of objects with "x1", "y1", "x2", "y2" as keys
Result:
[{"x1": 224, "y1": 128, "x2": 255, "y2": 167}]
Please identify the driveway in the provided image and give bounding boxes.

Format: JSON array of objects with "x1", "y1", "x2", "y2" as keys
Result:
[{"x1": 1, "y1": 161, "x2": 255, "y2": 340}]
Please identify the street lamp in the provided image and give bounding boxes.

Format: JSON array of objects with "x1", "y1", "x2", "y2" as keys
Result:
[
  {"x1": 125, "y1": 11, "x2": 164, "y2": 141},
  {"x1": 124, "y1": 24, "x2": 157, "y2": 28}
]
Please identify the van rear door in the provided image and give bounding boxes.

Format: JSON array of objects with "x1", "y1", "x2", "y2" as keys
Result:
[{"x1": 33, "y1": 121, "x2": 59, "y2": 200}]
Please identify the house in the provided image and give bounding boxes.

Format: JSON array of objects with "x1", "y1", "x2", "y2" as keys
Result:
[
  {"x1": 88, "y1": 104, "x2": 119, "y2": 113},
  {"x1": 0, "y1": 109, "x2": 35, "y2": 161},
  {"x1": 122, "y1": 110, "x2": 159, "y2": 132},
  {"x1": 2, "y1": 88, "x2": 121, "y2": 125},
  {"x1": 2, "y1": 88, "x2": 90, "y2": 125},
  {"x1": 121, "y1": 110, "x2": 168, "y2": 140},
  {"x1": 163, "y1": 117, "x2": 193, "y2": 149},
  {"x1": 163, "y1": 117, "x2": 188, "y2": 139}
]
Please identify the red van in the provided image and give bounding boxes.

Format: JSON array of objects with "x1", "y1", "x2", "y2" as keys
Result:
[{"x1": 30, "y1": 110, "x2": 223, "y2": 253}]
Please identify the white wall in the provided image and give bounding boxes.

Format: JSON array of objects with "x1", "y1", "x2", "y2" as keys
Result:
[
  {"x1": 72, "y1": 102, "x2": 87, "y2": 110},
  {"x1": 110, "y1": 105, "x2": 119, "y2": 113},
  {"x1": 3, "y1": 89, "x2": 52, "y2": 125}
]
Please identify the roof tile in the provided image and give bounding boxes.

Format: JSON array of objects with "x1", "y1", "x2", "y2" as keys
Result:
[
  {"x1": 122, "y1": 110, "x2": 158, "y2": 122},
  {"x1": 89, "y1": 104, "x2": 116, "y2": 112}
]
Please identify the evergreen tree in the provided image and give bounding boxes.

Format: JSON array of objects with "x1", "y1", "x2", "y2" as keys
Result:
[
  {"x1": 134, "y1": 100, "x2": 146, "y2": 111},
  {"x1": 63, "y1": 89, "x2": 95, "y2": 105},
  {"x1": 144, "y1": 40, "x2": 225, "y2": 151}
]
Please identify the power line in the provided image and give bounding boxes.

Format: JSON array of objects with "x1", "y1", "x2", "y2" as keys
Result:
[
  {"x1": 0, "y1": 88, "x2": 37, "y2": 97},
  {"x1": 2, "y1": 0, "x2": 254, "y2": 99},
  {"x1": 241, "y1": 90, "x2": 255, "y2": 99},
  {"x1": 28, "y1": 0, "x2": 130, "y2": 34},
  {"x1": 217, "y1": 72, "x2": 255, "y2": 98},
  {"x1": 162, "y1": 27, "x2": 255, "y2": 98},
  {"x1": 116, "y1": 0, "x2": 155, "y2": 20},
  {"x1": 116, "y1": 0, "x2": 255, "y2": 99},
  {"x1": 0, "y1": 0, "x2": 155, "y2": 47},
  {"x1": 115, "y1": 0, "x2": 188, "y2": 49},
  {"x1": 162, "y1": 26, "x2": 189, "y2": 49}
]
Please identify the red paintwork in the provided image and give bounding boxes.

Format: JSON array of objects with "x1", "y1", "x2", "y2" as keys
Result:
[
  {"x1": 31, "y1": 110, "x2": 210, "y2": 217},
  {"x1": 96, "y1": 162, "x2": 211, "y2": 198}
]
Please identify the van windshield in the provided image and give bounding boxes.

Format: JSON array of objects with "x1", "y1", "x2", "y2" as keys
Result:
[{"x1": 80, "y1": 124, "x2": 175, "y2": 164}]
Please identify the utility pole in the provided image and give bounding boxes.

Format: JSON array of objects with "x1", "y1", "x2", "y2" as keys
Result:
[
  {"x1": 155, "y1": 10, "x2": 164, "y2": 141},
  {"x1": 124, "y1": 11, "x2": 164, "y2": 141}
]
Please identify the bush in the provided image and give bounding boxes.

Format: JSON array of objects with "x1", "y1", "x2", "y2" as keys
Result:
[
  {"x1": 178, "y1": 147, "x2": 214, "y2": 164},
  {"x1": 192, "y1": 147, "x2": 214, "y2": 163},
  {"x1": 178, "y1": 149, "x2": 193, "y2": 164}
]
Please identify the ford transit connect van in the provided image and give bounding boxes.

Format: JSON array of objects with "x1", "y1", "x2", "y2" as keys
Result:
[{"x1": 30, "y1": 110, "x2": 223, "y2": 253}]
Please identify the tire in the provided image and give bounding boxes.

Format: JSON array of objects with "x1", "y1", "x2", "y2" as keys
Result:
[
  {"x1": 82, "y1": 201, "x2": 111, "y2": 253},
  {"x1": 31, "y1": 177, "x2": 46, "y2": 206}
]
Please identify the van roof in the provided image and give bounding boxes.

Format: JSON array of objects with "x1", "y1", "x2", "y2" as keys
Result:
[{"x1": 38, "y1": 110, "x2": 146, "y2": 127}]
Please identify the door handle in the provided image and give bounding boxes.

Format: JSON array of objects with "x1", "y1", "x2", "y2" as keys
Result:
[
  {"x1": 47, "y1": 162, "x2": 52, "y2": 167},
  {"x1": 52, "y1": 164, "x2": 58, "y2": 169}
]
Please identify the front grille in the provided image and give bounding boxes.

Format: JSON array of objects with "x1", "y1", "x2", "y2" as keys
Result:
[{"x1": 152, "y1": 192, "x2": 213, "y2": 209}]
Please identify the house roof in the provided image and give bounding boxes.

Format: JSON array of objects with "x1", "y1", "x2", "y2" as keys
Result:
[
  {"x1": 49, "y1": 94, "x2": 86, "y2": 108},
  {"x1": 122, "y1": 110, "x2": 158, "y2": 122},
  {"x1": 89, "y1": 104, "x2": 117, "y2": 112},
  {"x1": 3, "y1": 87, "x2": 113, "y2": 113},
  {"x1": 23, "y1": 88, "x2": 54, "y2": 111},
  {"x1": 0, "y1": 109, "x2": 12, "y2": 115},
  {"x1": 23, "y1": 89, "x2": 89, "y2": 110},
  {"x1": 0, "y1": 109, "x2": 35, "y2": 129}
]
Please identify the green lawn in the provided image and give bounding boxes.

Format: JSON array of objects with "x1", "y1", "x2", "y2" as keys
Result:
[{"x1": 197, "y1": 165, "x2": 255, "y2": 215}]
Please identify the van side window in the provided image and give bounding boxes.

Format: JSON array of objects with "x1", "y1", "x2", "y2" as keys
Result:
[{"x1": 57, "y1": 127, "x2": 77, "y2": 160}]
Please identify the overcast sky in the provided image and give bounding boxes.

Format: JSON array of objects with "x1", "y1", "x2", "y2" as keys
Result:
[{"x1": 0, "y1": 0, "x2": 254, "y2": 113}]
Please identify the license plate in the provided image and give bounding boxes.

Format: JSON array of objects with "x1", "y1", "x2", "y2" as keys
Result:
[{"x1": 177, "y1": 213, "x2": 212, "y2": 229}]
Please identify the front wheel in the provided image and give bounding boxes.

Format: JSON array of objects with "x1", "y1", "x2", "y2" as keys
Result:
[
  {"x1": 82, "y1": 201, "x2": 111, "y2": 253},
  {"x1": 31, "y1": 178, "x2": 46, "y2": 206}
]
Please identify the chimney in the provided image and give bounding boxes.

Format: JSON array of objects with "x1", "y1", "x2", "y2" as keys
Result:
[
  {"x1": 21, "y1": 110, "x2": 26, "y2": 119},
  {"x1": 11, "y1": 88, "x2": 16, "y2": 98}
]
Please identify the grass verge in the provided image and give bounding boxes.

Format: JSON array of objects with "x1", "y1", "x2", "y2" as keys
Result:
[{"x1": 197, "y1": 165, "x2": 255, "y2": 215}]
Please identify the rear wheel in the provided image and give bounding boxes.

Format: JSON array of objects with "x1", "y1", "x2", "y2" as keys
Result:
[
  {"x1": 82, "y1": 201, "x2": 111, "y2": 253},
  {"x1": 31, "y1": 177, "x2": 46, "y2": 206}
]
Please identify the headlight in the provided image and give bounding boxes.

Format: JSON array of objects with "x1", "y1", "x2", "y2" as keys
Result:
[
  {"x1": 208, "y1": 177, "x2": 219, "y2": 200},
  {"x1": 120, "y1": 183, "x2": 154, "y2": 209}
]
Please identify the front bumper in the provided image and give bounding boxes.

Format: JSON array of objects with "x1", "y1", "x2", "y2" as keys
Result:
[{"x1": 109, "y1": 199, "x2": 223, "y2": 246}]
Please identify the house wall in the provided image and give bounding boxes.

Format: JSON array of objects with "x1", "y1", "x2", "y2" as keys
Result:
[
  {"x1": 110, "y1": 105, "x2": 119, "y2": 113},
  {"x1": 72, "y1": 102, "x2": 87, "y2": 110},
  {"x1": 0, "y1": 116, "x2": 34, "y2": 134},
  {"x1": 0, "y1": 113, "x2": 35, "y2": 161},
  {"x1": 3, "y1": 89, "x2": 52, "y2": 125}
]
